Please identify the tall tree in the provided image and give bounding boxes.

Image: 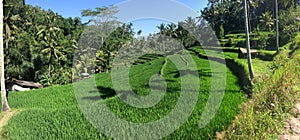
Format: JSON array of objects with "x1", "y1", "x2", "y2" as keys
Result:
[
  {"x1": 274, "y1": 0, "x2": 297, "y2": 53},
  {"x1": 81, "y1": 5, "x2": 120, "y2": 46},
  {"x1": 0, "y1": 0, "x2": 10, "y2": 112},
  {"x1": 259, "y1": 11, "x2": 274, "y2": 31},
  {"x1": 157, "y1": 23, "x2": 167, "y2": 50},
  {"x1": 244, "y1": 0, "x2": 255, "y2": 79},
  {"x1": 275, "y1": 0, "x2": 279, "y2": 53},
  {"x1": 36, "y1": 13, "x2": 64, "y2": 78},
  {"x1": 274, "y1": 0, "x2": 291, "y2": 53}
]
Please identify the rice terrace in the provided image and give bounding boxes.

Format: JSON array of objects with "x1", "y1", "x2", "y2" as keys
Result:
[{"x1": 0, "y1": 0, "x2": 299, "y2": 139}]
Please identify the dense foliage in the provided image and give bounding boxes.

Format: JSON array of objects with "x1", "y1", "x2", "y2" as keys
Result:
[
  {"x1": 201, "y1": 0, "x2": 300, "y2": 49},
  {"x1": 3, "y1": 0, "x2": 296, "y2": 139},
  {"x1": 4, "y1": 1, "x2": 83, "y2": 86},
  {"x1": 201, "y1": 0, "x2": 299, "y2": 35},
  {"x1": 75, "y1": 6, "x2": 135, "y2": 75}
]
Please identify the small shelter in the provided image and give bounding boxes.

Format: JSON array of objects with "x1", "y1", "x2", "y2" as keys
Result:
[
  {"x1": 6, "y1": 78, "x2": 43, "y2": 92},
  {"x1": 238, "y1": 48, "x2": 259, "y2": 58}
]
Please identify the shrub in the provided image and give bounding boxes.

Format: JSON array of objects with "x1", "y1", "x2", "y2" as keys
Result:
[{"x1": 223, "y1": 42, "x2": 300, "y2": 139}]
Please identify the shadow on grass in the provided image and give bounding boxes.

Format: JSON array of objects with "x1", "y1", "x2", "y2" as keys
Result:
[
  {"x1": 188, "y1": 48, "x2": 252, "y2": 97},
  {"x1": 256, "y1": 53, "x2": 274, "y2": 61},
  {"x1": 201, "y1": 46, "x2": 240, "y2": 53},
  {"x1": 169, "y1": 69, "x2": 212, "y2": 78},
  {"x1": 200, "y1": 46, "x2": 275, "y2": 61},
  {"x1": 149, "y1": 79, "x2": 176, "y2": 83},
  {"x1": 84, "y1": 86, "x2": 116, "y2": 101},
  {"x1": 190, "y1": 50, "x2": 227, "y2": 65},
  {"x1": 84, "y1": 86, "x2": 143, "y2": 101}
]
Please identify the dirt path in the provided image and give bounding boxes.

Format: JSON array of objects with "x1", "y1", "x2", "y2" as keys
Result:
[
  {"x1": 0, "y1": 109, "x2": 20, "y2": 140},
  {"x1": 0, "y1": 110, "x2": 19, "y2": 130},
  {"x1": 279, "y1": 103, "x2": 300, "y2": 140}
]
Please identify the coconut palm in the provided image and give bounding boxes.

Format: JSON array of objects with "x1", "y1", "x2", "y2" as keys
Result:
[
  {"x1": 36, "y1": 14, "x2": 65, "y2": 77},
  {"x1": 0, "y1": 0, "x2": 10, "y2": 112},
  {"x1": 274, "y1": 0, "x2": 296, "y2": 53},
  {"x1": 243, "y1": 0, "x2": 255, "y2": 79},
  {"x1": 259, "y1": 11, "x2": 274, "y2": 31}
]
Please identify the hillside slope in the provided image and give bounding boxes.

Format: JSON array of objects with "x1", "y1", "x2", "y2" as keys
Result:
[
  {"x1": 2, "y1": 51, "x2": 246, "y2": 139},
  {"x1": 223, "y1": 36, "x2": 300, "y2": 139}
]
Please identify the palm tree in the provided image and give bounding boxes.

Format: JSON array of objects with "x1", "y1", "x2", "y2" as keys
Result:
[
  {"x1": 184, "y1": 17, "x2": 197, "y2": 33},
  {"x1": 274, "y1": 0, "x2": 296, "y2": 53},
  {"x1": 36, "y1": 14, "x2": 65, "y2": 77},
  {"x1": 166, "y1": 23, "x2": 177, "y2": 38},
  {"x1": 0, "y1": 0, "x2": 26, "y2": 112},
  {"x1": 157, "y1": 23, "x2": 167, "y2": 50},
  {"x1": 259, "y1": 11, "x2": 274, "y2": 31},
  {"x1": 244, "y1": 0, "x2": 254, "y2": 79},
  {"x1": 275, "y1": 0, "x2": 279, "y2": 53},
  {"x1": 157, "y1": 23, "x2": 166, "y2": 35},
  {"x1": 0, "y1": 0, "x2": 10, "y2": 112}
]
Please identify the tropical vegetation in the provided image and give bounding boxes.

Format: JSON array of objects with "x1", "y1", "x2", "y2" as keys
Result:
[{"x1": 0, "y1": 0, "x2": 300, "y2": 139}]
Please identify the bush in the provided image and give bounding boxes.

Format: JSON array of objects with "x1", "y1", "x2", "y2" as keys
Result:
[
  {"x1": 224, "y1": 38, "x2": 233, "y2": 47},
  {"x1": 251, "y1": 30, "x2": 274, "y2": 50},
  {"x1": 224, "y1": 41, "x2": 300, "y2": 139},
  {"x1": 236, "y1": 39, "x2": 245, "y2": 47}
]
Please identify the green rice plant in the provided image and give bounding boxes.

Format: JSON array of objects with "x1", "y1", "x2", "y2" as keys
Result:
[{"x1": 3, "y1": 50, "x2": 246, "y2": 139}]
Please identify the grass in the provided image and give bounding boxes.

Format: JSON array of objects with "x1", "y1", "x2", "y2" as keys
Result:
[
  {"x1": 223, "y1": 35, "x2": 300, "y2": 139},
  {"x1": 194, "y1": 33, "x2": 300, "y2": 139},
  {"x1": 220, "y1": 32, "x2": 275, "y2": 48},
  {"x1": 193, "y1": 46, "x2": 276, "y2": 76},
  {"x1": 5, "y1": 86, "x2": 105, "y2": 140},
  {"x1": 3, "y1": 50, "x2": 246, "y2": 139},
  {"x1": 233, "y1": 58, "x2": 273, "y2": 76}
]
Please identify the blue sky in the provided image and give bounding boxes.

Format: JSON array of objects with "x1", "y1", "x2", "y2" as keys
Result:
[{"x1": 26, "y1": 0, "x2": 208, "y2": 36}]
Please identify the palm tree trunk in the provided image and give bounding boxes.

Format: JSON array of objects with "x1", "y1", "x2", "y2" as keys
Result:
[
  {"x1": 243, "y1": 0, "x2": 254, "y2": 79},
  {"x1": 0, "y1": 0, "x2": 10, "y2": 112},
  {"x1": 48, "y1": 62, "x2": 51, "y2": 77},
  {"x1": 247, "y1": 0, "x2": 251, "y2": 32},
  {"x1": 275, "y1": 0, "x2": 280, "y2": 53}
]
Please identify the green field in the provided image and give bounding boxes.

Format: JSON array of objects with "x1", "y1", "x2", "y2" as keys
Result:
[
  {"x1": 1, "y1": 1, "x2": 299, "y2": 139},
  {"x1": 190, "y1": 46, "x2": 276, "y2": 75},
  {"x1": 3, "y1": 49, "x2": 246, "y2": 139}
]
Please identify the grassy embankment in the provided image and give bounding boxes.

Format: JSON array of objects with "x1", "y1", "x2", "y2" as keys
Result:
[
  {"x1": 223, "y1": 34, "x2": 300, "y2": 139},
  {"x1": 1, "y1": 51, "x2": 246, "y2": 139}
]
